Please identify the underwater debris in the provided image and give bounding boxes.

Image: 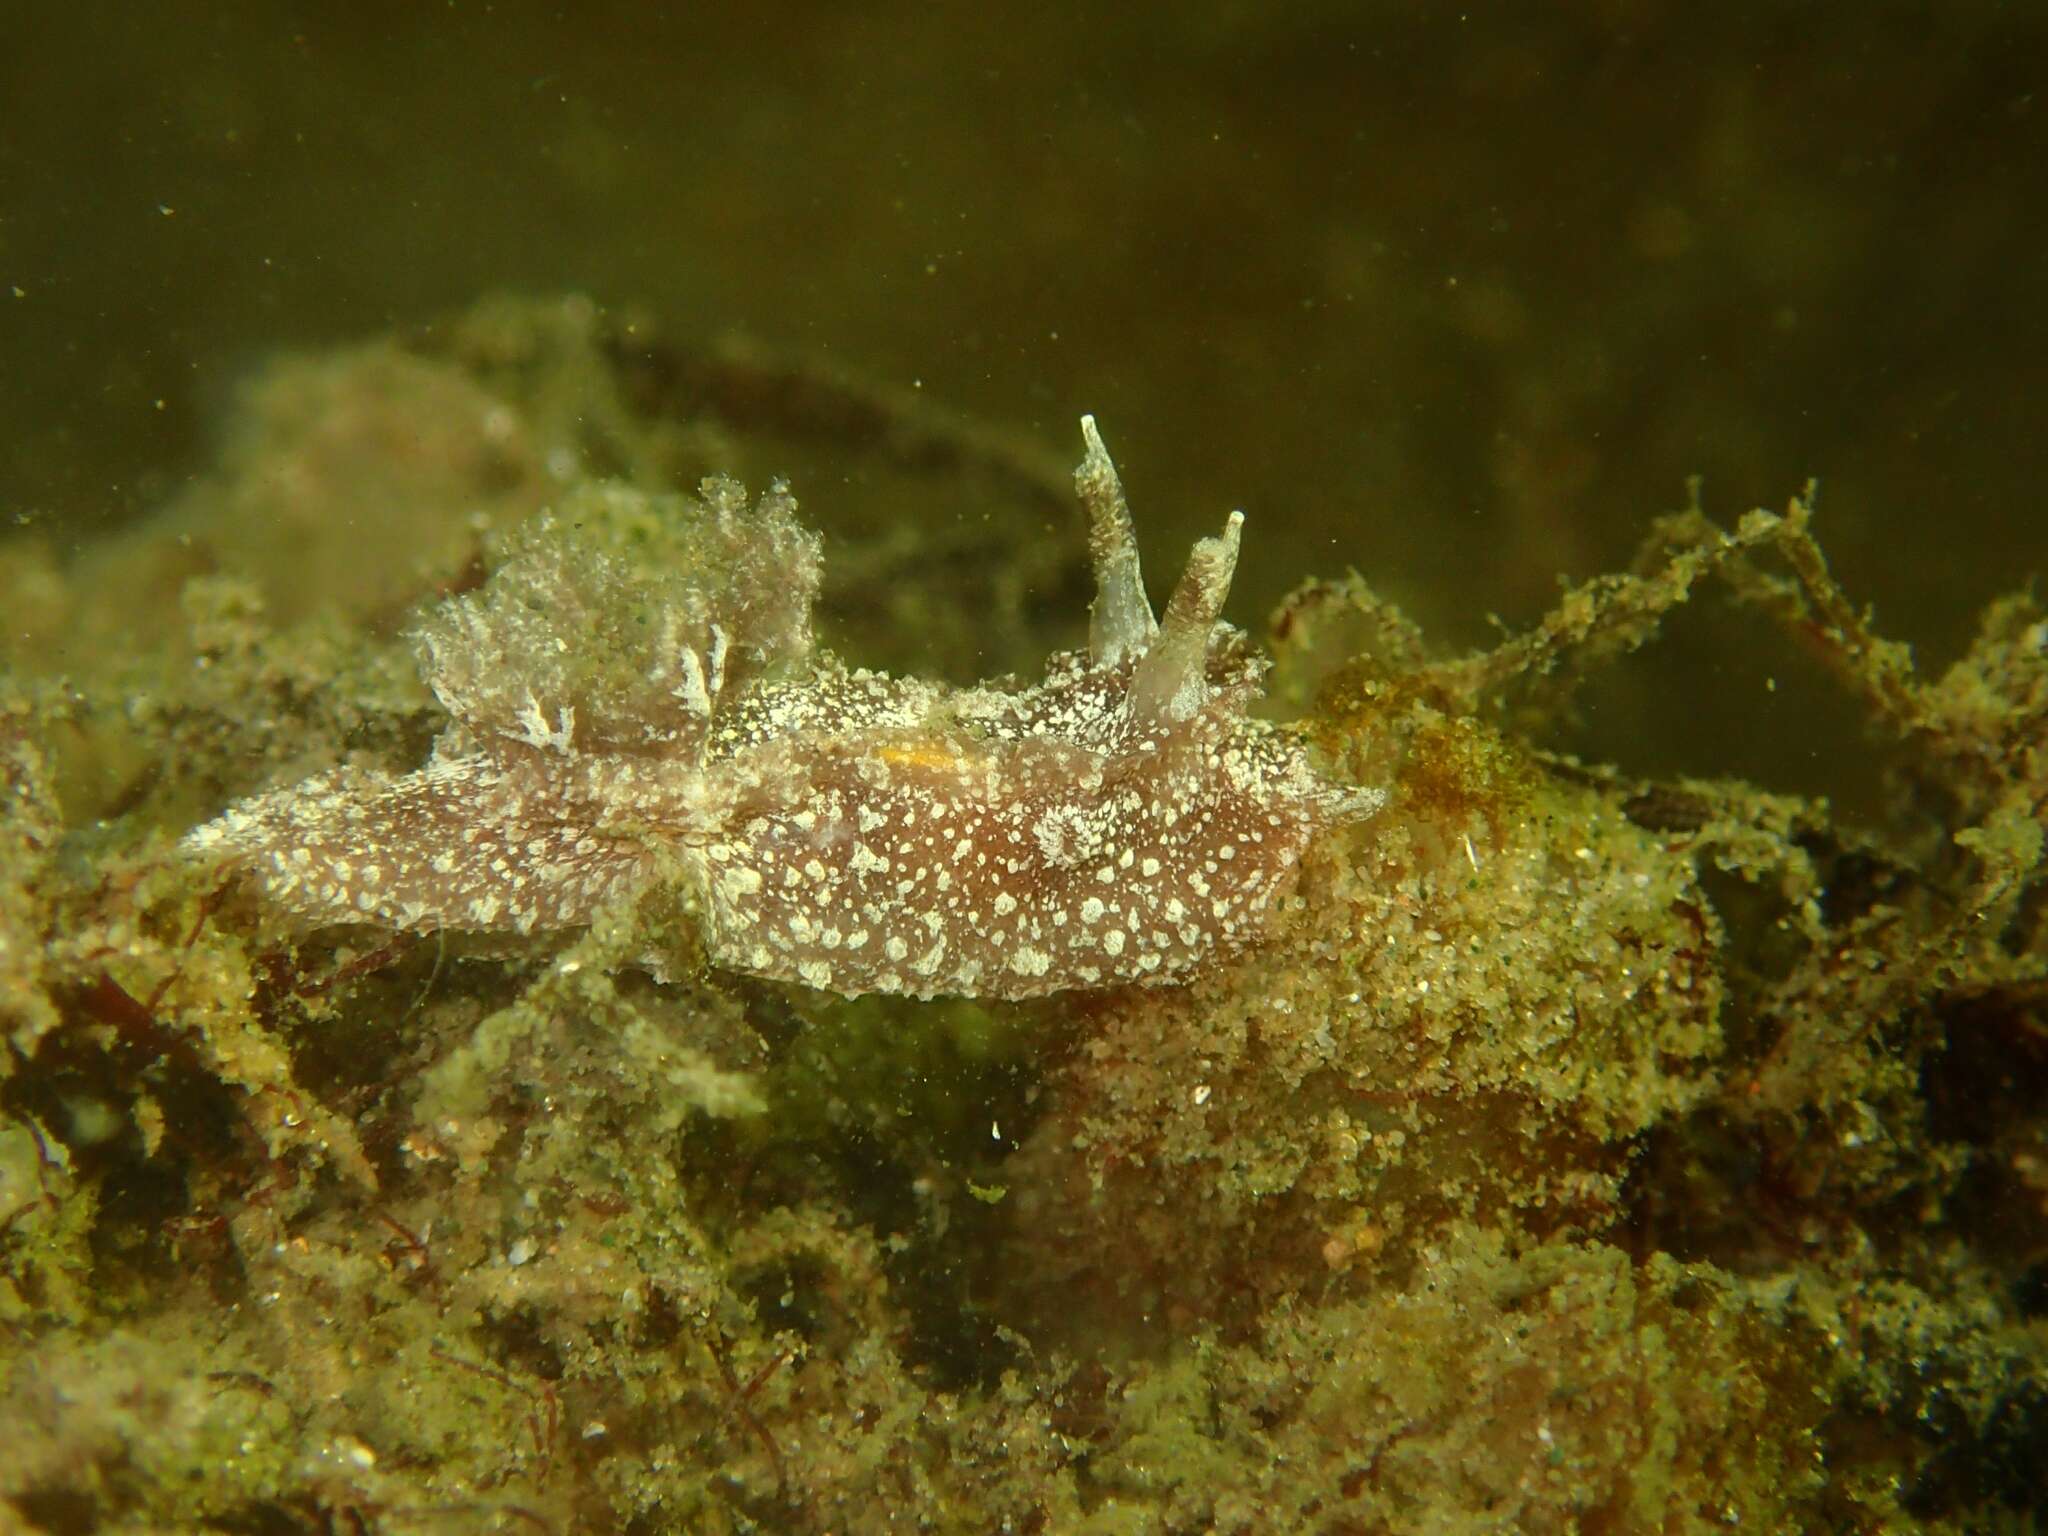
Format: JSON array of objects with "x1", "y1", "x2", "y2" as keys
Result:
[{"x1": 184, "y1": 419, "x2": 1382, "y2": 1000}]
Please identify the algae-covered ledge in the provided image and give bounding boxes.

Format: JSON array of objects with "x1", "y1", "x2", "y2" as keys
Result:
[{"x1": 1, "y1": 297, "x2": 2043, "y2": 1534}]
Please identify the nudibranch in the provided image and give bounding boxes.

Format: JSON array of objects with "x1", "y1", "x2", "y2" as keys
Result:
[{"x1": 185, "y1": 419, "x2": 1384, "y2": 999}]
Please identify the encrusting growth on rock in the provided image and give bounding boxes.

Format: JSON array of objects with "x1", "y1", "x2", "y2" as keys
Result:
[{"x1": 185, "y1": 419, "x2": 1383, "y2": 998}]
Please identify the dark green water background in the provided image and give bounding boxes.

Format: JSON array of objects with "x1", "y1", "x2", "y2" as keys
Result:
[{"x1": 6, "y1": 2, "x2": 2045, "y2": 796}]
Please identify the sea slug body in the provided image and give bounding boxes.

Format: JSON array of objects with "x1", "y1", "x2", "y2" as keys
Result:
[{"x1": 185, "y1": 418, "x2": 1385, "y2": 999}]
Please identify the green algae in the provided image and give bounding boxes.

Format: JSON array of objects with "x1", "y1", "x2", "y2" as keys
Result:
[{"x1": 1, "y1": 297, "x2": 2044, "y2": 1533}]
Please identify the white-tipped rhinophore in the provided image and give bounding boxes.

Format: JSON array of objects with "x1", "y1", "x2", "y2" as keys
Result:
[
  {"x1": 1130, "y1": 510, "x2": 1243, "y2": 724},
  {"x1": 1076, "y1": 415, "x2": 1160, "y2": 668}
]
